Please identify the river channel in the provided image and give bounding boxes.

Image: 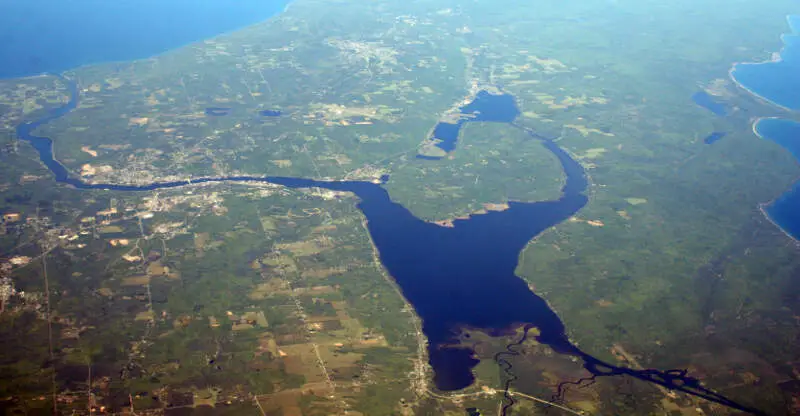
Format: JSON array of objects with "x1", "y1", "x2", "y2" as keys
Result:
[{"x1": 15, "y1": 78, "x2": 764, "y2": 415}]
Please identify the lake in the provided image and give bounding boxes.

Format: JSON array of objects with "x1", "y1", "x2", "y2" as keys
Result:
[
  {"x1": 5, "y1": 3, "x2": 770, "y2": 410},
  {"x1": 419, "y1": 91, "x2": 520, "y2": 159},
  {"x1": 15, "y1": 79, "x2": 766, "y2": 414},
  {"x1": 0, "y1": 0, "x2": 289, "y2": 79},
  {"x1": 703, "y1": 131, "x2": 727, "y2": 144},
  {"x1": 16, "y1": 81, "x2": 591, "y2": 390},
  {"x1": 754, "y1": 118, "x2": 800, "y2": 240},
  {"x1": 730, "y1": 15, "x2": 800, "y2": 111},
  {"x1": 692, "y1": 90, "x2": 729, "y2": 116},
  {"x1": 728, "y1": 15, "x2": 800, "y2": 242}
]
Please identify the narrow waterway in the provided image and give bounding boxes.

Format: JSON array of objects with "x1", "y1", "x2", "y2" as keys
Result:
[{"x1": 15, "y1": 77, "x2": 764, "y2": 415}]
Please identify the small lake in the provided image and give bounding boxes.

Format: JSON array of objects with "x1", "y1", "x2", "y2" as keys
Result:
[
  {"x1": 0, "y1": 0, "x2": 289, "y2": 79},
  {"x1": 703, "y1": 131, "x2": 727, "y2": 145},
  {"x1": 692, "y1": 91, "x2": 729, "y2": 116},
  {"x1": 420, "y1": 91, "x2": 519, "y2": 159},
  {"x1": 14, "y1": 79, "x2": 764, "y2": 414}
]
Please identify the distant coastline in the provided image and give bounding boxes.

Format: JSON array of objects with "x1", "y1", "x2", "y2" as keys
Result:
[
  {"x1": 727, "y1": 14, "x2": 800, "y2": 242},
  {"x1": 728, "y1": 63, "x2": 794, "y2": 112},
  {"x1": 752, "y1": 118, "x2": 799, "y2": 240},
  {"x1": 728, "y1": 15, "x2": 800, "y2": 112},
  {"x1": 759, "y1": 202, "x2": 800, "y2": 244},
  {"x1": 0, "y1": 0, "x2": 291, "y2": 79}
]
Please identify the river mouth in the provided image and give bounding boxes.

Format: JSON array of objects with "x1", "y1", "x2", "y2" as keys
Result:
[{"x1": 16, "y1": 77, "x2": 767, "y2": 414}]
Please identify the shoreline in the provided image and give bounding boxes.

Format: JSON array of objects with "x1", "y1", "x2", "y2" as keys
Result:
[
  {"x1": 727, "y1": 15, "x2": 800, "y2": 112},
  {"x1": 758, "y1": 202, "x2": 800, "y2": 244},
  {"x1": 727, "y1": 14, "x2": 800, "y2": 242},
  {"x1": 728, "y1": 64, "x2": 797, "y2": 113},
  {"x1": 750, "y1": 117, "x2": 800, "y2": 243},
  {"x1": 0, "y1": 0, "x2": 294, "y2": 81}
]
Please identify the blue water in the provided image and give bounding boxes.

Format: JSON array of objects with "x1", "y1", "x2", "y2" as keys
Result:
[
  {"x1": 204, "y1": 107, "x2": 282, "y2": 117},
  {"x1": 14, "y1": 79, "x2": 765, "y2": 414},
  {"x1": 270, "y1": 151, "x2": 588, "y2": 390},
  {"x1": 730, "y1": 15, "x2": 800, "y2": 242},
  {"x1": 731, "y1": 15, "x2": 800, "y2": 111},
  {"x1": 755, "y1": 118, "x2": 800, "y2": 240},
  {"x1": 0, "y1": 0, "x2": 289, "y2": 79},
  {"x1": 205, "y1": 107, "x2": 232, "y2": 116},
  {"x1": 422, "y1": 91, "x2": 520, "y2": 158},
  {"x1": 704, "y1": 131, "x2": 727, "y2": 144},
  {"x1": 692, "y1": 91, "x2": 729, "y2": 116}
]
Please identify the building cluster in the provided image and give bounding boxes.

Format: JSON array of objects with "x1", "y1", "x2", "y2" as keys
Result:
[{"x1": 0, "y1": 211, "x2": 22, "y2": 235}]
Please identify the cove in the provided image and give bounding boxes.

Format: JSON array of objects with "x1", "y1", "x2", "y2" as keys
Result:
[
  {"x1": 420, "y1": 91, "x2": 519, "y2": 159},
  {"x1": 15, "y1": 78, "x2": 764, "y2": 415},
  {"x1": 730, "y1": 15, "x2": 800, "y2": 243},
  {"x1": 754, "y1": 118, "x2": 800, "y2": 240},
  {"x1": 0, "y1": 0, "x2": 289, "y2": 79},
  {"x1": 730, "y1": 15, "x2": 800, "y2": 111},
  {"x1": 703, "y1": 131, "x2": 727, "y2": 144}
]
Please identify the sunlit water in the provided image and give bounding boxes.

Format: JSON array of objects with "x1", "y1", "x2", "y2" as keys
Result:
[
  {"x1": 730, "y1": 15, "x2": 800, "y2": 241},
  {"x1": 755, "y1": 118, "x2": 800, "y2": 240},
  {"x1": 0, "y1": 0, "x2": 288, "y2": 78}
]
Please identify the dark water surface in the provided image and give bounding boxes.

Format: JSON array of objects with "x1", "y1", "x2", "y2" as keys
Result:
[
  {"x1": 205, "y1": 107, "x2": 232, "y2": 117},
  {"x1": 273, "y1": 139, "x2": 587, "y2": 390},
  {"x1": 755, "y1": 118, "x2": 800, "y2": 240},
  {"x1": 421, "y1": 91, "x2": 519, "y2": 158},
  {"x1": 730, "y1": 15, "x2": 800, "y2": 243},
  {"x1": 703, "y1": 131, "x2": 727, "y2": 144},
  {"x1": 0, "y1": 0, "x2": 289, "y2": 79},
  {"x1": 16, "y1": 79, "x2": 764, "y2": 414},
  {"x1": 730, "y1": 15, "x2": 800, "y2": 111}
]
